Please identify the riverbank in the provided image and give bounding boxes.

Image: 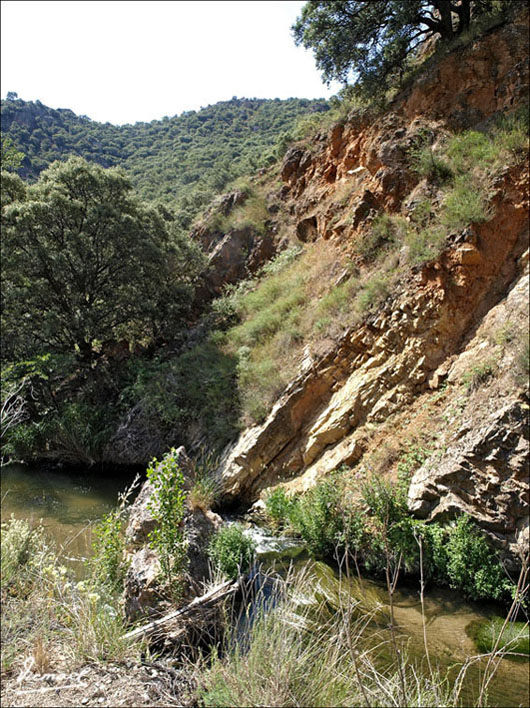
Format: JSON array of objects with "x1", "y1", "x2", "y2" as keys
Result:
[{"x1": 1, "y1": 507, "x2": 529, "y2": 708}]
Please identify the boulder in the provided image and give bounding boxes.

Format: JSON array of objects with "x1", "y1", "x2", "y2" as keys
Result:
[
  {"x1": 408, "y1": 397, "x2": 530, "y2": 566},
  {"x1": 123, "y1": 446, "x2": 223, "y2": 619},
  {"x1": 123, "y1": 547, "x2": 162, "y2": 621}
]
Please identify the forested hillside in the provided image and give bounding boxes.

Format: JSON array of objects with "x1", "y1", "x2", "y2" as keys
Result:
[{"x1": 1, "y1": 95, "x2": 328, "y2": 228}]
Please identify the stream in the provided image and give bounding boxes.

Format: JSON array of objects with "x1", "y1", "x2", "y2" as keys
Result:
[{"x1": 2, "y1": 462, "x2": 528, "y2": 707}]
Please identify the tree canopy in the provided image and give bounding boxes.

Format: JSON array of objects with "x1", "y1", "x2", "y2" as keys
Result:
[
  {"x1": 1, "y1": 157, "x2": 204, "y2": 362},
  {"x1": 1, "y1": 96, "x2": 329, "y2": 229},
  {"x1": 293, "y1": 1, "x2": 510, "y2": 98}
]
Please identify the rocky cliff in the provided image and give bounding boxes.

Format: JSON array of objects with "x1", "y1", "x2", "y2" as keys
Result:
[{"x1": 214, "y1": 9, "x2": 529, "y2": 564}]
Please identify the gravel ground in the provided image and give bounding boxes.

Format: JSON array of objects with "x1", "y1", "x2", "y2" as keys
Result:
[{"x1": 1, "y1": 660, "x2": 197, "y2": 707}]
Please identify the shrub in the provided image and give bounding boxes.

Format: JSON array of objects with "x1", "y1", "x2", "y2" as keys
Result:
[
  {"x1": 446, "y1": 130, "x2": 498, "y2": 174},
  {"x1": 1, "y1": 516, "x2": 53, "y2": 594},
  {"x1": 412, "y1": 144, "x2": 453, "y2": 184},
  {"x1": 220, "y1": 194, "x2": 269, "y2": 235},
  {"x1": 89, "y1": 509, "x2": 125, "y2": 590},
  {"x1": 357, "y1": 274, "x2": 390, "y2": 312},
  {"x1": 264, "y1": 487, "x2": 296, "y2": 531},
  {"x1": 442, "y1": 176, "x2": 490, "y2": 229},
  {"x1": 358, "y1": 213, "x2": 404, "y2": 262},
  {"x1": 208, "y1": 523, "x2": 256, "y2": 580},
  {"x1": 289, "y1": 479, "x2": 344, "y2": 559},
  {"x1": 441, "y1": 515, "x2": 512, "y2": 601},
  {"x1": 1, "y1": 517, "x2": 134, "y2": 673},
  {"x1": 461, "y1": 359, "x2": 497, "y2": 392},
  {"x1": 146, "y1": 449, "x2": 189, "y2": 599},
  {"x1": 494, "y1": 105, "x2": 530, "y2": 156},
  {"x1": 124, "y1": 342, "x2": 240, "y2": 452}
]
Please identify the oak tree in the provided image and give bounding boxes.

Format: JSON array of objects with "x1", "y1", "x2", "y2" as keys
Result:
[
  {"x1": 1, "y1": 158, "x2": 204, "y2": 362},
  {"x1": 293, "y1": 1, "x2": 511, "y2": 99}
]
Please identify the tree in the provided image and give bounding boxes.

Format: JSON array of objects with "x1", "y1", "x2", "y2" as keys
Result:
[
  {"x1": 1, "y1": 157, "x2": 205, "y2": 362},
  {"x1": 1, "y1": 134, "x2": 24, "y2": 171},
  {"x1": 293, "y1": 1, "x2": 510, "y2": 99}
]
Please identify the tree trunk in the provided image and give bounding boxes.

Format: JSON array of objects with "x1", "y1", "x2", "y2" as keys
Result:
[
  {"x1": 458, "y1": 0, "x2": 471, "y2": 34},
  {"x1": 77, "y1": 339, "x2": 94, "y2": 364},
  {"x1": 434, "y1": 0, "x2": 456, "y2": 39}
]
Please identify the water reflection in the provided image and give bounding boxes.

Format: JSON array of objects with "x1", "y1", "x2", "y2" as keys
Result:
[{"x1": 1, "y1": 462, "x2": 140, "y2": 572}]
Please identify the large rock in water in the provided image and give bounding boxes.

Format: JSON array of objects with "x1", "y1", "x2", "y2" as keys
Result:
[
  {"x1": 408, "y1": 396, "x2": 529, "y2": 567},
  {"x1": 123, "y1": 447, "x2": 223, "y2": 620}
]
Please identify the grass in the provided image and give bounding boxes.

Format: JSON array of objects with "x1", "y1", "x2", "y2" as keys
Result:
[
  {"x1": 358, "y1": 213, "x2": 406, "y2": 262},
  {"x1": 215, "y1": 237, "x2": 402, "y2": 424},
  {"x1": 198, "y1": 564, "x2": 494, "y2": 708},
  {"x1": 514, "y1": 333, "x2": 530, "y2": 387},
  {"x1": 441, "y1": 176, "x2": 491, "y2": 230},
  {"x1": 461, "y1": 359, "x2": 498, "y2": 392},
  {"x1": 467, "y1": 617, "x2": 530, "y2": 659},
  {"x1": 189, "y1": 450, "x2": 222, "y2": 512},
  {"x1": 1, "y1": 516, "x2": 138, "y2": 676},
  {"x1": 405, "y1": 225, "x2": 447, "y2": 265},
  {"x1": 187, "y1": 105, "x2": 530, "y2": 432}
]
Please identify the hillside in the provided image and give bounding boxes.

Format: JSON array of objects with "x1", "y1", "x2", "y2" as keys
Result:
[
  {"x1": 0, "y1": 96, "x2": 328, "y2": 227},
  {"x1": 207, "y1": 7, "x2": 530, "y2": 566}
]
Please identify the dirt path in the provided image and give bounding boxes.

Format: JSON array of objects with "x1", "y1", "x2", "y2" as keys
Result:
[{"x1": 1, "y1": 660, "x2": 196, "y2": 707}]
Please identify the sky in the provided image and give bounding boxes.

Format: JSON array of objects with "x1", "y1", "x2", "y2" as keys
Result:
[{"x1": 1, "y1": 0, "x2": 341, "y2": 125}]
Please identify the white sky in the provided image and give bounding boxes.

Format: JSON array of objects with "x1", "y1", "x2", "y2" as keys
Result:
[{"x1": 1, "y1": 0, "x2": 341, "y2": 125}]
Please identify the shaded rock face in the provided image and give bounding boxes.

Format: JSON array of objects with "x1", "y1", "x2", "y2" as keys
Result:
[
  {"x1": 202, "y1": 226, "x2": 276, "y2": 296},
  {"x1": 191, "y1": 189, "x2": 277, "y2": 301},
  {"x1": 408, "y1": 397, "x2": 529, "y2": 565},
  {"x1": 123, "y1": 447, "x2": 222, "y2": 620}
]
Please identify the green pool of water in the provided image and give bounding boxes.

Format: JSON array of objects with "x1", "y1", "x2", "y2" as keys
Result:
[{"x1": 1, "y1": 461, "x2": 139, "y2": 574}]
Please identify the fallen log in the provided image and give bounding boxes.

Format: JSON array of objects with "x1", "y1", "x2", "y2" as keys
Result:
[{"x1": 123, "y1": 578, "x2": 240, "y2": 642}]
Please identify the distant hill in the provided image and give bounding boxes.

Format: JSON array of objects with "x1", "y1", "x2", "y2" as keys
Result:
[{"x1": 1, "y1": 95, "x2": 329, "y2": 227}]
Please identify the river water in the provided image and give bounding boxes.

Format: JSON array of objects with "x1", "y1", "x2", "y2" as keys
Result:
[
  {"x1": 1, "y1": 462, "x2": 140, "y2": 574},
  {"x1": 2, "y1": 463, "x2": 528, "y2": 706}
]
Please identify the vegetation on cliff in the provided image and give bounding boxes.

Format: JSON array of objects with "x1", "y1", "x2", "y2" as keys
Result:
[
  {"x1": 293, "y1": 0, "x2": 525, "y2": 100},
  {"x1": 1, "y1": 3, "x2": 529, "y2": 703}
]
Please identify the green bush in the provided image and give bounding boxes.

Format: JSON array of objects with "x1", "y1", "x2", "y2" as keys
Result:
[
  {"x1": 264, "y1": 487, "x2": 296, "y2": 531},
  {"x1": 442, "y1": 176, "x2": 490, "y2": 229},
  {"x1": 89, "y1": 509, "x2": 125, "y2": 590},
  {"x1": 289, "y1": 479, "x2": 345, "y2": 559},
  {"x1": 412, "y1": 144, "x2": 453, "y2": 184},
  {"x1": 208, "y1": 523, "x2": 256, "y2": 580},
  {"x1": 446, "y1": 130, "x2": 498, "y2": 174},
  {"x1": 357, "y1": 274, "x2": 390, "y2": 312},
  {"x1": 405, "y1": 226, "x2": 446, "y2": 265},
  {"x1": 358, "y1": 213, "x2": 404, "y2": 262},
  {"x1": 146, "y1": 449, "x2": 189, "y2": 599},
  {"x1": 441, "y1": 515, "x2": 511, "y2": 602},
  {"x1": 123, "y1": 342, "x2": 240, "y2": 452}
]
